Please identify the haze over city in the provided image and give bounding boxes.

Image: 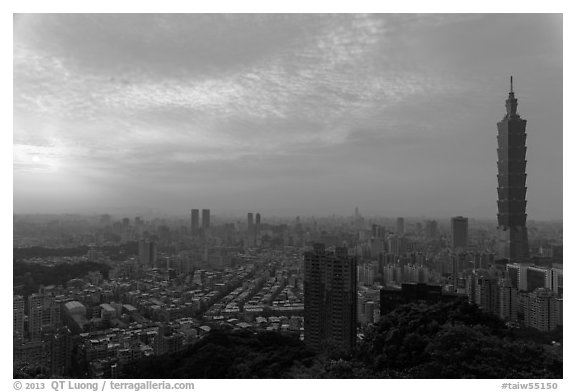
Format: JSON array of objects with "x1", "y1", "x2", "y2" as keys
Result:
[
  {"x1": 13, "y1": 14, "x2": 562, "y2": 219},
  {"x1": 12, "y1": 12, "x2": 565, "y2": 382}
]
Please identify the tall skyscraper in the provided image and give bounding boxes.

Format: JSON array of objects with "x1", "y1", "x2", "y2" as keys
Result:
[
  {"x1": 396, "y1": 217, "x2": 404, "y2": 236},
  {"x1": 304, "y1": 244, "x2": 357, "y2": 352},
  {"x1": 247, "y1": 212, "x2": 254, "y2": 233},
  {"x1": 451, "y1": 216, "x2": 468, "y2": 250},
  {"x1": 246, "y1": 212, "x2": 255, "y2": 247},
  {"x1": 202, "y1": 209, "x2": 210, "y2": 230},
  {"x1": 497, "y1": 77, "x2": 529, "y2": 261},
  {"x1": 138, "y1": 240, "x2": 157, "y2": 268},
  {"x1": 255, "y1": 213, "x2": 261, "y2": 233},
  {"x1": 190, "y1": 209, "x2": 199, "y2": 234}
]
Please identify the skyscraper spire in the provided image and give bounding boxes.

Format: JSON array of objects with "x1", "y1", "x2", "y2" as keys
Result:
[{"x1": 506, "y1": 76, "x2": 518, "y2": 118}]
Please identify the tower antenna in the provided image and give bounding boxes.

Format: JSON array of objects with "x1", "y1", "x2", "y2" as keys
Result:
[{"x1": 510, "y1": 75, "x2": 514, "y2": 93}]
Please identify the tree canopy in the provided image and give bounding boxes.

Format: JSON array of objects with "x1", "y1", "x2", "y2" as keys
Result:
[{"x1": 120, "y1": 300, "x2": 562, "y2": 379}]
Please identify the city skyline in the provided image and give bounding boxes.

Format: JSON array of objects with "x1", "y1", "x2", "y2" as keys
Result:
[{"x1": 13, "y1": 14, "x2": 562, "y2": 220}]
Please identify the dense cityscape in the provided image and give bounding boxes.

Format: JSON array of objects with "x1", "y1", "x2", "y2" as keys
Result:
[
  {"x1": 12, "y1": 208, "x2": 563, "y2": 378},
  {"x1": 13, "y1": 14, "x2": 562, "y2": 380}
]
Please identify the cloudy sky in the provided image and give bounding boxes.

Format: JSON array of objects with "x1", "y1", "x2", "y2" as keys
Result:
[{"x1": 13, "y1": 14, "x2": 562, "y2": 219}]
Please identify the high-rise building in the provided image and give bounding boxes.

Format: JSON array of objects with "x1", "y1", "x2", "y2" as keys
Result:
[
  {"x1": 506, "y1": 263, "x2": 528, "y2": 291},
  {"x1": 364, "y1": 301, "x2": 376, "y2": 325},
  {"x1": 190, "y1": 209, "x2": 199, "y2": 234},
  {"x1": 255, "y1": 213, "x2": 261, "y2": 237},
  {"x1": 50, "y1": 326, "x2": 72, "y2": 376},
  {"x1": 475, "y1": 277, "x2": 499, "y2": 315},
  {"x1": 202, "y1": 209, "x2": 210, "y2": 230},
  {"x1": 526, "y1": 266, "x2": 548, "y2": 293},
  {"x1": 27, "y1": 294, "x2": 61, "y2": 341},
  {"x1": 451, "y1": 216, "x2": 468, "y2": 251},
  {"x1": 498, "y1": 280, "x2": 518, "y2": 322},
  {"x1": 451, "y1": 253, "x2": 460, "y2": 282},
  {"x1": 247, "y1": 212, "x2": 254, "y2": 233},
  {"x1": 508, "y1": 263, "x2": 562, "y2": 294},
  {"x1": 246, "y1": 212, "x2": 257, "y2": 247},
  {"x1": 526, "y1": 266, "x2": 562, "y2": 294},
  {"x1": 138, "y1": 240, "x2": 157, "y2": 268},
  {"x1": 13, "y1": 295, "x2": 25, "y2": 339},
  {"x1": 496, "y1": 77, "x2": 530, "y2": 261},
  {"x1": 396, "y1": 217, "x2": 404, "y2": 236},
  {"x1": 304, "y1": 243, "x2": 357, "y2": 352},
  {"x1": 526, "y1": 288, "x2": 561, "y2": 332},
  {"x1": 370, "y1": 237, "x2": 385, "y2": 257},
  {"x1": 387, "y1": 234, "x2": 403, "y2": 256}
]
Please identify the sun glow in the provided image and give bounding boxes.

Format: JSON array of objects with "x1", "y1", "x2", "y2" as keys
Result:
[{"x1": 14, "y1": 144, "x2": 62, "y2": 173}]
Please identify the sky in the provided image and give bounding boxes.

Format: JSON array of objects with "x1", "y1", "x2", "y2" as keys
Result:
[{"x1": 12, "y1": 13, "x2": 563, "y2": 220}]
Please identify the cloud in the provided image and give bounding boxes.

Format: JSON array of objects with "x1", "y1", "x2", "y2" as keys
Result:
[
  {"x1": 13, "y1": 14, "x2": 562, "y2": 218},
  {"x1": 15, "y1": 14, "x2": 464, "y2": 170}
]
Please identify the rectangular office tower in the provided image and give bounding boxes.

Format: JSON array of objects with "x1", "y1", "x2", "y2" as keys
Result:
[
  {"x1": 396, "y1": 217, "x2": 404, "y2": 236},
  {"x1": 496, "y1": 77, "x2": 529, "y2": 261},
  {"x1": 138, "y1": 239, "x2": 157, "y2": 268},
  {"x1": 304, "y1": 243, "x2": 357, "y2": 352},
  {"x1": 190, "y1": 209, "x2": 199, "y2": 234},
  {"x1": 255, "y1": 213, "x2": 261, "y2": 236},
  {"x1": 201, "y1": 209, "x2": 210, "y2": 230},
  {"x1": 451, "y1": 216, "x2": 468, "y2": 251},
  {"x1": 247, "y1": 212, "x2": 254, "y2": 233}
]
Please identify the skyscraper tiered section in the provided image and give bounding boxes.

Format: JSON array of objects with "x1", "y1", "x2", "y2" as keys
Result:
[{"x1": 496, "y1": 77, "x2": 530, "y2": 262}]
